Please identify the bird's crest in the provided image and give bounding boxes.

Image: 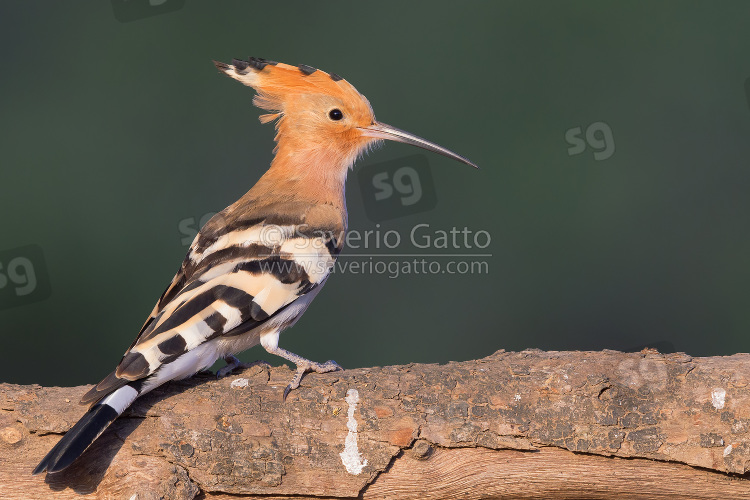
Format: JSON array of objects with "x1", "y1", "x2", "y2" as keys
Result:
[{"x1": 213, "y1": 57, "x2": 370, "y2": 125}]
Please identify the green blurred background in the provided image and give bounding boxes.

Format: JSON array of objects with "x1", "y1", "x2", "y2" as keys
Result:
[{"x1": 1, "y1": 1, "x2": 749, "y2": 387}]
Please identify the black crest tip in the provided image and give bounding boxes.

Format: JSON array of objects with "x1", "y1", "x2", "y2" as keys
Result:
[
  {"x1": 248, "y1": 57, "x2": 278, "y2": 71},
  {"x1": 254, "y1": 57, "x2": 278, "y2": 66},
  {"x1": 298, "y1": 64, "x2": 316, "y2": 76},
  {"x1": 329, "y1": 72, "x2": 343, "y2": 82},
  {"x1": 231, "y1": 58, "x2": 249, "y2": 72},
  {"x1": 213, "y1": 60, "x2": 231, "y2": 72}
]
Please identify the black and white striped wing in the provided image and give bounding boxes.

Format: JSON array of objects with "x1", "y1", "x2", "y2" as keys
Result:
[{"x1": 80, "y1": 222, "x2": 339, "y2": 406}]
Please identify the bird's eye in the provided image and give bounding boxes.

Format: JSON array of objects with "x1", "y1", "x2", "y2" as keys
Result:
[{"x1": 328, "y1": 109, "x2": 344, "y2": 121}]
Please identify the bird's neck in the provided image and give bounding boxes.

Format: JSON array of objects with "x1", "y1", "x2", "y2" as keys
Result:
[{"x1": 250, "y1": 141, "x2": 353, "y2": 210}]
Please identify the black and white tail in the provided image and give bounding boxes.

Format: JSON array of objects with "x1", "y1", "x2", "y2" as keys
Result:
[{"x1": 32, "y1": 384, "x2": 139, "y2": 474}]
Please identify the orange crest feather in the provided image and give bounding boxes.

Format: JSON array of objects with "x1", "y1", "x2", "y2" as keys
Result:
[{"x1": 214, "y1": 57, "x2": 368, "y2": 118}]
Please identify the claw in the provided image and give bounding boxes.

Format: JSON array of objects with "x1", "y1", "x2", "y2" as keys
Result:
[
  {"x1": 282, "y1": 359, "x2": 343, "y2": 401},
  {"x1": 324, "y1": 360, "x2": 342, "y2": 371}
]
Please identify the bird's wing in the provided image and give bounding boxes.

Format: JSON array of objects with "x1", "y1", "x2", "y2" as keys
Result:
[{"x1": 81, "y1": 204, "x2": 344, "y2": 406}]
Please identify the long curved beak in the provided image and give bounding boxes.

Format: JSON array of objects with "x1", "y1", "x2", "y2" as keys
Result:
[{"x1": 359, "y1": 121, "x2": 479, "y2": 169}]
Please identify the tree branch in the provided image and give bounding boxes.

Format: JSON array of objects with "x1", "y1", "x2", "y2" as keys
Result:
[{"x1": 3, "y1": 349, "x2": 750, "y2": 499}]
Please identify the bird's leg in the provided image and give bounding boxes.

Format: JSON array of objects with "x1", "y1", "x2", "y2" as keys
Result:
[
  {"x1": 216, "y1": 355, "x2": 270, "y2": 378},
  {"x1": 260, "y1": 331, "x2": 342, "y2": 399},
  {"x1": 275, "y1": 347, "x2": 341, "y2": 400},
  {"x1": 263, "y1": 347, "x2": 341, "y2": 399}
]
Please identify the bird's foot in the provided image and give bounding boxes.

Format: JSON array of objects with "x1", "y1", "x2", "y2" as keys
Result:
[
  {"x1": 217, "y1": 355, "x2": 270, "y2": 378},
  {"x1": 283, "y1": 359, "x2": 342, "y2": 400}
]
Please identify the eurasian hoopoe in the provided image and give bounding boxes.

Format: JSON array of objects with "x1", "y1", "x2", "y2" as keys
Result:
[{"x1": 33, "y1": 57, "x2": 478, "y2": 475}]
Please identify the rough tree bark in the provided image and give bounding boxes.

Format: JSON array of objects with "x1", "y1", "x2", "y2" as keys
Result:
[{"x1": 2, "y1": 349, "x2": 750, "y2": 499}]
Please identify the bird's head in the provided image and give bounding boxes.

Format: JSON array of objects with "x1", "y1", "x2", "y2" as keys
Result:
[{"x1": 214, "y1": 58, "x2": 478, "y2": 170}]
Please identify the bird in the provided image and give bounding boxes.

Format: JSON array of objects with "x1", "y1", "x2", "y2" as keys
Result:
[{"x1": 33, "y1": 57, "x2": 478, "y2": 475}]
